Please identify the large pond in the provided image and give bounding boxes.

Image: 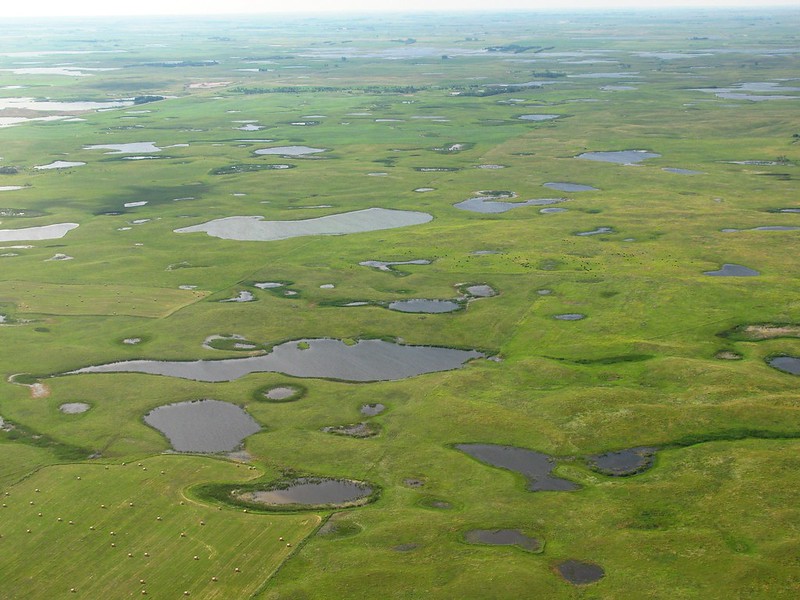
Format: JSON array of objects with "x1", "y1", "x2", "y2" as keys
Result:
[
  {"x1": 0, "y1": 97, "x2": 133, "y2": 112},
  {"x1": 0, "y1": 223, "x2": 78, "y2": 242},
  {"x1": 769, "y1": 356, "x2": 800, "y2": 375},
  {"x1": 455, "y1": 197, "x2": 565, "y2": 214},
  {"x1": 254, "y1": 145, "x2": 327, "y2": 156},
  {"x1": 388, "y1": 299, "x2": 461, "y2": 313},
  {"x1": 67, "y1": 338, "x2": 484, "y2": 382},
  {"x1": 576, "y1": 150, "x2": 661, "y2": 164},
  {"x1": 174, "y1": 208, "x2": 433, "y2": 241},
  {"x1": 84, "y1": 142, "x2": 162, "y2": 154},
  {"x1": 143, "y1": 399, "x2": 261, "y2": 453},
  {"x1": 703, "y1": 263, "x2": 760, "y2": 277},
  {"x1": 239, "y1": 478, "x2": 372, "y2": 506},
  {"x1": 456, "y1": 443, "x2": 579, "y2": 492}
]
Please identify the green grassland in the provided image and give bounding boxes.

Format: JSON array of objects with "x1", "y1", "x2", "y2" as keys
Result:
[{"x1": 0, "y1": 9, "x2": 799, "y2": 599}]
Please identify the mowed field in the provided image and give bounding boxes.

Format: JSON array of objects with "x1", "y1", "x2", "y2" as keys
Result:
[{"x1": 0, "y1": 9, "x2": 798, "y2": 599}]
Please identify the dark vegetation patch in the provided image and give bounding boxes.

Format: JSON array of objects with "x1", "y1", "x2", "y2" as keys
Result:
[
  {"x1": 464, "y1": 529, "x2": 541, "y2": 552},
  {"x1": 91, "y1": 183, "x2": 210, "y2": 215},
  {"x1": 417, "y1": 497, "x2": 453, "y2": 510},
  {"x1": 546, "y1": 354, "x2": 653, "y2": 365},
  {"x1": 715, "y1": 350, "x2": 743, "y2": 360},
  {"x1": 211, "y1": 163, "x2": 295, "y2": 175},
  {"x1": 316, "y1": 518, "x2": 363, "y2": 539},
  {"x1": 718, "y1": 323, "x2": 800, "y2": 341},
  {"x1": 0, "y1": 419, "x2": 91, "y2": 460},
  {"x1": 0, "y1": 167, "x2": 19, "y2": 175},
  {"x1": 414, "y1": 166, "x2": 461, "y2": 172},
  {"x1": 0, "y1": 208, "x2": 47, "y2": 218},
  {"x1": 321, "y1": 422, "x2": 381, "y2": 438}
]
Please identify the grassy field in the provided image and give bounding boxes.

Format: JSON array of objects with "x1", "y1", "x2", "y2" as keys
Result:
[{"x1": 0, "y1": 8, "x2": 798, "y2": 599}]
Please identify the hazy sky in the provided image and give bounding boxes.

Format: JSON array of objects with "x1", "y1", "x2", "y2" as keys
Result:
[{"x1": 2, "y1": 0, "x2": 797, "y2": 18}]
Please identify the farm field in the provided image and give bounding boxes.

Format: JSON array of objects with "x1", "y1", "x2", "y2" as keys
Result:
[{"x1": 0, "y1": 9, "x2": 798, "y2": 599}]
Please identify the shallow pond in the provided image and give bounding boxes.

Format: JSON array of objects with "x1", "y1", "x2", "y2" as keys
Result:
[
  {"x1": 576, "y1": 227, "x2": 613, "y2": 236},
  {"x1": 662, "y1": 167, "x2": 704, "y2": 175},
  {"x1": 0, "y1": 223, "x2": 78, "y2": 242},
  {"x1": 540, "y1": 207, "x2": 568, "y2": 214},
  {"x1": 174, "y1": 208, "x2": 433, "y2": 241},
  {"x1": 556, "y1": 560, "x2": 605, "y2": 585},
  {"x1": 554, "y1": 313, "x2": 585, "y2": 321},
  {"x1": 263, "y1": 386, "x2": 302, "y2": 401},
  {"x1": 465, "y1": 285, "x2": 496, "y2": 298},
  {"x1": 254, "y1": 145, "x2": 327, "y2": 156},
  {"x1": 359, "y1": 259, "x2": 431, "y2": 273},
  {"x1": 577, "y1": 150, "x2": 660, "y2": 164},
  {"x1": 0, "y1": 186, "x2": 27, "y2": 192},
  {"x1": 455, "y1": 197, "x2": 565, "y2": 214},
  {"x1": 456, "y1": 443, "x2": 579, "y2": 492},
  {"x1": 518, "y1": 114, "x2": 560, "y2": 121},
  {"x1": 322, "y1": 422, "x2": 379, "y2": 438},
  {"x1": 254, "y1": 282, "x2": 284, "y2": 289},
  {"x1": 769, "y1": 356, "x2": 800, "y2": 375},
  {"x1": 388, "y1": 299, "x2": 461, "y2": 313},
  {"x1": 34, "y1": 161, "x2": 86, "y2": 170},
  {"x1": 703, "y1": 263, "x2": 760, "y2": 276},
  {"x1": 464, "y1": 529, "x2": 540, "y2": 552},
  {"x1": 143, "y1": 399, "x2": 261, "y2": 453},
  {"x1": 221, "y1": 290, "x2": 255, "y2": 303},
  {"x1": 59, "y1": 402, "x2": 89, "y2": 414},
  {"x1": 240, "y1": 478, "x2": 372, "y2": 506},
  {"x1": 68, "y1": 338, "x2": 484, "y2": 382},
  {"x1": 722, "y1": 226, "x2": 799, "y2": 232},
  {"x1": 589, "y1": 447, "x2": 656, "y2": 476},
  {"x1": 543, "y1": 182, "x2": 598, "y2": 192},
  {"x1": 360, "y1": 403, "x2": 385, "y2": 416},
  {"x1": 84, "y1": 142, "x2": 162, "y2": 154}
]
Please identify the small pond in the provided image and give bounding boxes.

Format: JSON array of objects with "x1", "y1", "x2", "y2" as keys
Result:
[
  {"x1": 221, "y1": 290, "x2": 255, "y2": 303},
  {"x1": 456, "y1": 443, "x2": 578, "y2": 492},
  {"x1": 59, "y1": 402, "x2": 89, "y2": 414},
  {"x1": 322, "y1": 422, "x2": 379, "y2": 438},
  {"x1": 556, "y1": 560, "x2": 605, "y2": 585},
  {"x1": 576, "y1": 150, "x2": 660, "y2": 164},
  {"x1": 455, "y1": 197, "x2": 565, "y2": 214},
  {"x1": 576, "y1": 227, "x2": 613, "y2": 236},
  {"x1": 359, "y1": 259, "x2": 431, "y2": 273},
  {"x1": 239, "y1": 478, "x2": 372, "y2": 507},
  {"x1": 254, "y1": 146, "x2": 327, "y2": 156},
  {"x1": 68, "y1": 338, "x2": 484, "y2": 382},
  {"x1": 144, "y1": 399, "x2": 261, "y2": 453},
  {"x1": 588, "y1": 447, "x2": 657, "y2": 476},
  {"x1": 174, "y1": 208, "x2": 433, "y2": 241},
  {"x1": 540, "y1": 207, "x2": 567, "y2": 214},
  {"x1": 554, "y1": 313, "x2": 585, "y2": 321},
  {"x1": 262, "y1": 386, "x2": 303, "y2": 401},
  {"x1": 34, "y1": 161, "x2": 86, "y2": 170},
  {"x1": 464, "y1": 285, "x2": 496, "y2": 298},
  {"x1": 388, "y1": 299, "x2": 461, "y2": 313},
  {"x1": 703, "y1": 264, "x2": 760, "y2": 277},
  {"x1": 518, "y1": 114, "x2": 560, "y2": 121},
  {"x1": 768, "y1": 356, "x2": 800, "y2": 375},
  {"x1": 0, "y1": 223, "x2": 78, "y2": 242},
  {"x1": 543, "y1": 182, "x2": 598, "y2": 192},
  {"x1": 360, "y1": 403, "x2": 385, "y2": 416},
  {"x1": 464, "y1": 529, "x2": 540, "y2": 552}
]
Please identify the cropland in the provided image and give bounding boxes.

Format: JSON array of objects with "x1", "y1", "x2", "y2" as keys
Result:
[{"x1": 0, "y1": 9, "x2": 798, "y2": 599}]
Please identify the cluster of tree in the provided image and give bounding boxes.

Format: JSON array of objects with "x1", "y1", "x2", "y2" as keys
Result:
[{"x1": 133, "y1": 95, "x2": 166, "y2": 105}]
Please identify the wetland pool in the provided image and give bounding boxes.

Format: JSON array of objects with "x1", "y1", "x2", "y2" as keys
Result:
[
  {"x1": 576, "y1": 150, "x2": 660, "y2": 164},
  {"x1": 239, "y1": 478, "x2": 372, "y2": 507},
  {"x1": 67, "y1": 338, "x2": 484, "y2": 382},
  {"x1": 464, "y1": 529, "x2": 540, "y2": 552},
  {"x1": 174, "y1": 208, "x2": 432, "y2": 241},
  {"x1": 143, "y1": 399, "x2": 260, "y2": 453},
  {"x1": 0, "y1": 223, "x2": 78, "y2": 242}
]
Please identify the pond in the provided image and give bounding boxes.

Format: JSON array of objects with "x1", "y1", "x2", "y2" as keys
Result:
[
  {"x1": 143, "y1": 399, "x2": 261, "y2": 453},
  {"x1": 388, "y1": 299, "x2": 461, "y2": 313},
  {"x1": 588, "y1": 447, "x2": 656, "y2": 476},
  {"x1": 456, "y1": 443, "x2": 579, "y2": 492},
  {"x1": 254, "y1": 145, "x2": 327, "y2": 156},
  {"x1": 221, "y1": 291, "x2": 255, "y2": 303},
  {"x1": 703, "y1": 264, "x2": 760, "y2": 277},
  {"x1": 0, "y1": 223, "x2": 78, "y2": 242},
  {"x1": 556, "y1": 560, "x2": 605, "y2": 585},
  {"x1": 262, "y1": 386, "x2": 303, "y2": 401},
  {"x1": 84, "y1": 142, "x2": 162, "y2": 154},
  {"x1": 359, "y1": 259, "x2": 431, "y2": 273},
  {"x1": 518, "y1": 114, "x2": 560, "y2": 121},
  {"x1": 59, "y1": 403, "x2": 90, "y2": 414},
  {"x1": 239, "y1": 478, "x2": 372, "y2": 507},
  {"x1": 67, "y1": 338, "x2": 484, "y2": 382},
  {"x1": 768, "y1": 356, "x2": 800, "y2": 375},
  {"x1": 34, "y1": 161, "x2": 86, "y2": 170},
  {"x1": 174, "y1": 208, "x2": 433, "y2": 241},
  {"x1": 554, "y1": 313, "x2": 585, "y2": 321},
  {"x1": 360, "y1": 403, "x2": 385, "y2": 416},
  {"x1": 464, "y1": 529, "x2": 540, "y2": 552},
  {"x1": 455, "y1": 196, "x2": 565, "y2": 214},
  {"x1": 543, "y1": 182, "x2": 598, "y2": 192},
  {"x1": 576, "y1": 150, "x2": 660, "y2": 164},
  {"x1": 464, "y1": 285, "x2": 496, "y2": 298},
  {"x1": 576, "y1": 227, "x2": 613, "y2": 236}
]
